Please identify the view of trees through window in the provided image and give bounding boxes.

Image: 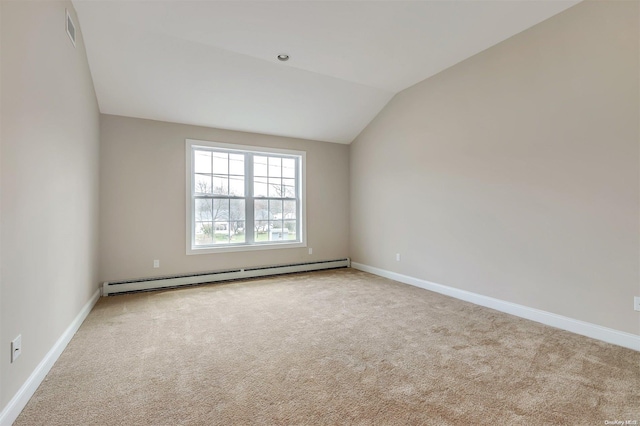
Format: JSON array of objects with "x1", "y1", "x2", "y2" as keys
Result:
[{"x1": 192, "y1": 148, "x2": 300, "y2": 247}]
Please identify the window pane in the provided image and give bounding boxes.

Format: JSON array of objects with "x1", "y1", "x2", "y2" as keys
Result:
[
  {"x1": 212, "y1": 152, "x2": 228, "y2": 174},
  {"x1": 283, "y1": 178, "x2": 296, "y2": 198},
  {"x1": 213, "y1": 222, "x2": 230, "y2": 244},
  {"x1": 269, "y1": 199, "x2": 283, "y2": 220},
  {"x1": 254, "y1": 199, "x2": 269, "y2": 221},
  {"x1": 269, "y1": 220, "x2": 286, "y2": 241},
  {"x1": 283, "y1": 200, "x2": 296, "y2": 219},
  {"x1": 230, "y1": 221, "x2": 245, "y2": 243},
  {"x1": 254, "y1": 156, "x2": 268, "y2": 177},
  {"x1": 268, "y1": 178, "x2": 282, "y2": 198},
  {"x1": 255, "y1": 220, "x2": 269, "y2": 241},
  {"x1": 194, "y1": 151, "x2": 211, "y2": 174},
  {"x1": 268, "y1": 157, "x2": 282, "y2": 177},
  {"x1": 212, "y1": 176, "x2": 229, "y2": 195},
  {"x1": 195, "y1": 222, "x2": 213, "y2": 245},
  {"x1": 284, "y1": 220, "x2": 297, "y2": 240},
  {"x1": 282, "y1": 158, "x2": 295, "y2": 178},
  {"x1": 229, "y1": 154, "x2": 244, "y2": 175},
  {"x1": 195, "y1": 199, "x2": 213, "y2": 221},
  {"x1": 229, "y1": 176, "x2": 244, "y2": 197},
  {"x1": 213, "y1": 199, "x2": 229, "y2": 221},
  {"x1": 254, "y1": 177, "x2": 267, "y2": 198},
  {"x1": 195, "y1": 174, "x2": 212, "y2": 194},
  {"x1": 230, "y1": 199, "x2": 245, "y2": 220}
]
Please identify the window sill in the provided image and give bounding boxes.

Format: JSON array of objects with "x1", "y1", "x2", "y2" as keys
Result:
[{"x1": 187, "y1": 241, "x2": 306, "y2": 255}]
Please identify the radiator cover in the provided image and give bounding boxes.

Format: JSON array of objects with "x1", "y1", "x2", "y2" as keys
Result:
[{"x1": 102, "y1": 258, "x2": 350, "y2": 296}]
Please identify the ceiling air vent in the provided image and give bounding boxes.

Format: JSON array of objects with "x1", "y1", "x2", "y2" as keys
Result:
[{"x1": 66, "y1": 9, "x2": 76, "y2": 47}]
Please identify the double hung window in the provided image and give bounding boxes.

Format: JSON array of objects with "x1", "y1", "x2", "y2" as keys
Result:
[{"x1": 186, "y1": 139, "x2": 305, "y2": 254}]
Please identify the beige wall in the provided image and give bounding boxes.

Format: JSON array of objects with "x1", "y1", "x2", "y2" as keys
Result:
[
  {"x1": 350, "y1": 1, "x2": 640, "y2": 335},
  {"x1": 1, "y1": 1, "x2": 100, "y2": 410},
  {"x1": 99, "y1": 115, "x2": 349, "y2": 283}
]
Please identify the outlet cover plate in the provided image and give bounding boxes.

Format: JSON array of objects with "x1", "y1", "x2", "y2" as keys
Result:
[
  {"x1": 634, "y1": 296, "x2": 640, "y2": 312},
  {"x1": 11, "y1": 335, "x2": 21, "y2": 363}
]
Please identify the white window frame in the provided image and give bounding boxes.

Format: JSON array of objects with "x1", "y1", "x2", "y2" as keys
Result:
[{"x1": 186, "y1": 139, "x2": 306, "y2": 255}]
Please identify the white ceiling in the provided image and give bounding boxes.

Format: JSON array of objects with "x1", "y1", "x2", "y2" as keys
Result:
[{"x1": 73, "y1": 1, "x2": 580, "y2": 144}]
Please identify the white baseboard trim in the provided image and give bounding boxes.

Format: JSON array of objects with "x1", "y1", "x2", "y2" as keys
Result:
[
  {"x1": 0, "y1": 288, "x2": 100, "y2": 426},
  {"x1": 351, "y1": 262, "x2": 640, "y2": 352}
]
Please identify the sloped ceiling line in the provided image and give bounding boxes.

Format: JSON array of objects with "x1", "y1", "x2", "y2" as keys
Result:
[{"x1": 73, "y1": 1, "x2": 580, "y2": 144}]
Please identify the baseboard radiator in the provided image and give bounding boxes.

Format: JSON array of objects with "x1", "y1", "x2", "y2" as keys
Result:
[{"x1": 102, "y1": 258, "x2": 350, "y2": 296}]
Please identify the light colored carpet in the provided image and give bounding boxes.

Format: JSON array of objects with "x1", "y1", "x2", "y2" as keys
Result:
[{"x1": 15, "y1": 269, "x2": 639, "y2": 425}]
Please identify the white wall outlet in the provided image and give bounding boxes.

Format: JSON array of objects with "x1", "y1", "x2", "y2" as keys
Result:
[
  {"x1": 634, "y1": 296, "x2": 640, "y2": 312},
  {"x1": 308, "y1": 248, "x2": 313, "y2": 255},
  {"x1": 11, "y1": 335, "x2": 22, "y2": 363},
  {"x1": 153, "y1": 260, "x2": 160, "y2": 268},
  {"x1": 396, "y1": 253, "x2": 401, "y2": 262}
]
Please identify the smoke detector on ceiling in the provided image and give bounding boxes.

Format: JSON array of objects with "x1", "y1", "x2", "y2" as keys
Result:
[{"x1": 277, "y1": 54, "x2": 289, "y2": 62}]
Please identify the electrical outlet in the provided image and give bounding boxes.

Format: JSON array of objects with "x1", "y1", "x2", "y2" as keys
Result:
[
  {"x1": 308, "y1": 248, "x2": 313, "y2": 255},
  {"x1": 153, "y1": 260, "x2": 160, "y2": 268},
  {"x1": 634, "y1": 296, "x2": 640, "y2": 312},
  {"x1": 11, "y1": 335, "x2": 21, "y2": 363},
  {"x1": 396, "y1": 253, "x2": 401, "y2": 262}
]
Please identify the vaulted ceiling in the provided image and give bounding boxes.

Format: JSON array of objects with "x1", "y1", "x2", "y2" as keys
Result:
[{"x1": 73, "y1": 1, "x2": 580, "y2": 144}]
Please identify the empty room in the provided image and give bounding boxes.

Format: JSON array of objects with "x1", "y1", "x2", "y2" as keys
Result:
[{"x1": 1, "y1": 0, "x2": 639, "y2": 424}]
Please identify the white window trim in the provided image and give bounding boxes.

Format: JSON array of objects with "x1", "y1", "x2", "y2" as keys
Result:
[{"x1": 186, "y1": 139, "x2": 307, "y2": 255}]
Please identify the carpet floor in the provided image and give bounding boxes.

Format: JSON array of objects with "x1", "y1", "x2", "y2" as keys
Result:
[{"x1": 15, "y1": 269, "x2": 639, "y2": 425}]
